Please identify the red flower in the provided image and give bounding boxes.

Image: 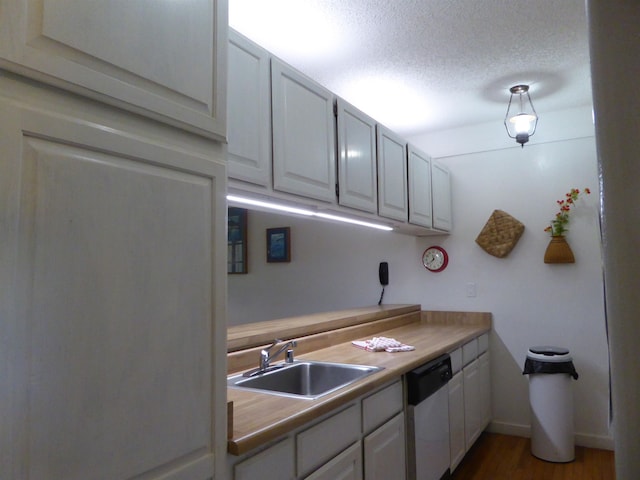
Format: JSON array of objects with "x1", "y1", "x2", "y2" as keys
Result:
[{"x1": 545, "y1": 187, "x2": 591, "y2": 236}]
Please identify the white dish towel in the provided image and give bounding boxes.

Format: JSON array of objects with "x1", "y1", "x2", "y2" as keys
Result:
[{"x1": 352, "y1": 336, "x2": 415, "y2": 353}]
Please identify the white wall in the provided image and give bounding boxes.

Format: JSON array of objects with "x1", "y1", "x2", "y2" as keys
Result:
[
  {"x1": 227, "y1": 210, "x2": 422, "y2": 323},
  {"x1": 228, "y1": 105, "x2": 611, "y2": 449}
]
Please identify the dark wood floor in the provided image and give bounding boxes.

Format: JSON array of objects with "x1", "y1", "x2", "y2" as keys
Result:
[{"x1": 451, "y1": 433, "x2": 615, "y2": 480}]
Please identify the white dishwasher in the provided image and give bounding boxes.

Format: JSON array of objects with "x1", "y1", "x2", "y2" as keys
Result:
[{"x1": 406, "y1": 354, "x2": 452, "y2": 480}]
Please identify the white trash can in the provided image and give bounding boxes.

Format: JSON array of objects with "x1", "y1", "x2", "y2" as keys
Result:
[{"x1": 523, "y1": 346, "x2": 579, "y2": 462}]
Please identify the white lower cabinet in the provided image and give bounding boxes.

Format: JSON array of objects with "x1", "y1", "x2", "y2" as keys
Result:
[
  {"x1": 364, "y1": 413, "x2": 406, "y2": 480},
  {"x1": 297, "y1": 404, "x2": 361, "y2": 477},
  {"x1": 235, "y1": 438, "x2": 295, "y2": 480},
  {"x1": 229, "y1": 381, "x2": 405, "y2": 480},
  {"x1": 464, "y1": 358, "x2": 482, "y2": 450},
  {"x1": 305, "y1": 441, "x2": 363, "y2": 480},
  {"x1": 448, "y1": 371, "x2": 466, "y2": 472},
  {"x1": 449, "y1": 338, "x2": 491, "y2": 473},
  {"x1": 479, "y1": 352, "x2": 492, "y2": 430}
]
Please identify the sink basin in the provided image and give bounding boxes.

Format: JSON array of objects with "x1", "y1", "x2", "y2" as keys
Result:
[{"x1": 227, "y1": 361, "x2": 383, "y2": 399}]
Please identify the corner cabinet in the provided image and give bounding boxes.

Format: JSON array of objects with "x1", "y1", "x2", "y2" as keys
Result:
[
  {"x1": 336, "y1": 98, "x2": 378, "y2": 213},
  {"x1": 227, "y1": 28, "x2": 272, "y2": 186},
  {"x1": 376, "y1": 125, "x2": 408, "y2": 221},
  {"x1": 271, "y1": 57, "x2": 336, "y2": 203},
  {"x1": 0, "y1": 0, "x2": 227, "y2": 140},
  {"x1": 0, "y1": 77, "x2": 228, "y2": 480}
]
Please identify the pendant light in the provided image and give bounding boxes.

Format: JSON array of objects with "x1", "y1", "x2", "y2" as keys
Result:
[{"x1": 504, "y1": 84, "x2": 538, "y2": 147}]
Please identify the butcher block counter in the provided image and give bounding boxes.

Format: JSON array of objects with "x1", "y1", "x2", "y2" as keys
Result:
[{"x1": 227, "y1": 304, "x2": 491, "y2": 456}]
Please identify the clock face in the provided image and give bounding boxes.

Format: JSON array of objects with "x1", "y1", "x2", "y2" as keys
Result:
[{"x1": 422, "y1": 246, "x2": 449, "y2": 272}]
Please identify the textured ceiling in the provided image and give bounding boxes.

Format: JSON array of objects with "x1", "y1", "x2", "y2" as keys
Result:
[{"x1": 229, "y1": 0, "x2": 593, "y2": 137}]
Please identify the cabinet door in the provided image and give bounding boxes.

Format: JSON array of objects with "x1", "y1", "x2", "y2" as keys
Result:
[
  {"x1": 305, "y1": 441, "x2": 363, "y2": 480},
  {"x1": 235, "y1": 438, "x2": 295, "y2": 480},
  {"x1": 297, "y1": 403, "x2": 361, "y2": 477},
  {"x1": 336, "y1": 98, "x2": 377, "y2": 213},
  {"x1": 479, "y1": 352, "x2": 492, "y2": 430},
  {"x1": 271, "y1": 57, "x2": 336, "y2": 203},
  {"x1": 448, "y1": 371, "x2": 466, "y2": 472},
  {"x1": 376, "y1": 125, "x2": 408, "y2": 221},
  {"x1": 407, "y1": 144, "x2": 433, "y2": 227},
  {"x1": 464, "y1": 359, "x2": 483, "y2": 450},
  {"x1": 0, "y1": 1, "x2": 227, "y2": 140},
  {"x1": 431, "y1": 160, "x2": 452, "y2": 231},
  {"x1": 228, "y1": 29, "x2": 271, "y2": 186},
  {"x1": 364, "y1": 413, "x2": 406, "y2": 480},
  {"x1": 0, "y1": 86, "x2": 226, "y2": 480}
]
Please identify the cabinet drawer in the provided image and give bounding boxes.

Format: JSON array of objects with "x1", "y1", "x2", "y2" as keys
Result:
[
  {"x1": 297, "y1": 403, "x2": 361, "y2": 477},
  {"x1": 450, "y1": 348, "x2": 463, "y2": 374},
  {"x1": 235, "y1": 437, "x2": 295, "y2": 480},
  {"x1": 304, "y1": 441, "x2": 362, "y2": 480},
  {"x1": 462, "y1": 339, "x2": 478, "y2": 366},
  {"x1": 362, "y1": 381, "x2": 403, "y2": 434},
  {"x1": 478, "y1": 333, "x2": 489, "y2": 354}
]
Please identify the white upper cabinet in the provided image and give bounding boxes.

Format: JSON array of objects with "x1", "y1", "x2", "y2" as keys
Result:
[
  {"x1": 271, "y1": 57, "x2": 336, "y2": 203},
  {"x1": 376, "y1": 125, "x2": 408, "y2": 221},
  {"x1": 0, "y1": 78, "x2": 227, "y2": 480},
  {"x1": 0, "y1": 0, "x2": 227, "y2": 140},
  {"x1": 407, "y1": 144, "x2": 433, "y2": 228},
  {"x1": 336, "y1": 98, "x2": 378, "y2": 213},
  {"x1": 431, "y1": 160, "x2": 453, "y2": 231},
  {"x1": 227, "y1": 29, "x2": 271, "y2": 186}
]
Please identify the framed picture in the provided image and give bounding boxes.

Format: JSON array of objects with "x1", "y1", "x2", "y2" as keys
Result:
[
  {"x1": 228, "y1": 207, "x2": 248, "y2": 274},
  {"x1": 266, "y1": 227, "x2": 291, "y2": 263}
]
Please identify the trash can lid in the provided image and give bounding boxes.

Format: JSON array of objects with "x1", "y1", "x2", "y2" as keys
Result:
[{"x1": 527, "y1": 346, "x2": 572, "y2": 362}]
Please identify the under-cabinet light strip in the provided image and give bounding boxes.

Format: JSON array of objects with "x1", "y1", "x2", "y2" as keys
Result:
[
  {"x1": 226, "y1": 195, "x2": 315, "y2": 216},
  {"x1": 226, "y1": 195, "x2": 393, "y2": 231},
  {"x1": 315, "y1": 212, "x2": 394, "y2": 231}
]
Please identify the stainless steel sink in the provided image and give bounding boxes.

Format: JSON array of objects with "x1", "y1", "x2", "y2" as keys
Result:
[{"x1": 227, "y1": 361, "x2": 383, "y2": 399}]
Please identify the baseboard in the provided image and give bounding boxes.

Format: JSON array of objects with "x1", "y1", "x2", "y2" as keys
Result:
[
  {"x1": 487, "y1": 421, "x2": 614, "y2": 451},
  {"x1": 574, "y1": 432, "x2": 615, "y2": 451},
  {"x1": 487, "y1": 420, "x2": 530, "y2": 438}
]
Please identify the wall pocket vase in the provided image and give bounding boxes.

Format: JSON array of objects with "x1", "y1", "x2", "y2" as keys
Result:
[{"x1": 544, "y1": 236, "x2": 575, "y2": 263}]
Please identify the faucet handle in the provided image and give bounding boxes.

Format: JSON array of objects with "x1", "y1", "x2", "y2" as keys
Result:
[{"x1": 265, "y1": 338, "x2": 282, "y2": 352}]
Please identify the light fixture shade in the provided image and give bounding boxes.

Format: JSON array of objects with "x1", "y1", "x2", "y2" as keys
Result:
[{"x1": 504, "y1": 85, "x2": 538, "y2": 147}]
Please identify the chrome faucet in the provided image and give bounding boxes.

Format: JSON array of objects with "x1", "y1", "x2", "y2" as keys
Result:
[{"x1": 260, "y1": 338, "x2": 297, "y2": 370}]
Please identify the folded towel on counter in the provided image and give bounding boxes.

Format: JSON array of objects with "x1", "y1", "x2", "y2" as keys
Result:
[{"x1": 352, "y1": 336, "x2": 415, "y2": 353}]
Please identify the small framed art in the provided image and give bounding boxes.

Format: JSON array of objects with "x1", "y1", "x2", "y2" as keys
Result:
[
  {"x1": 227, "y1": 207, "x2": 248, "y2": 274},
  {"x1": 266, "y1": 227, "x2": 290, "y2": 263}
]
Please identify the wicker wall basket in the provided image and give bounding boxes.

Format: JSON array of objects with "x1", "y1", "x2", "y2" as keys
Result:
[{"x1": 475, "y1": 209, "x2": 525, "y2": 258}]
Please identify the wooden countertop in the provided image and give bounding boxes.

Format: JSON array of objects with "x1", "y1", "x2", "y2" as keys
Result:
[{"x1": 227, "y1": 311, "x2": 490, "y2": 455}]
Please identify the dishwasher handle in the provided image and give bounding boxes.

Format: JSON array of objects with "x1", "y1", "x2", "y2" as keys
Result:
[{"x1": 406, "y1": 354, "x2": 452, "y2": 406}]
